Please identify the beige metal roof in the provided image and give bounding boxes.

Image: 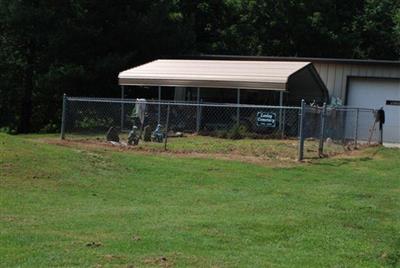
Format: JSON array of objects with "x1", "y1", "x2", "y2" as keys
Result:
[{"x1": 118, "y1": 59, "x2": 312, "y2": 90}]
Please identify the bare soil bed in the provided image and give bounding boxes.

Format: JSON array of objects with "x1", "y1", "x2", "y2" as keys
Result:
[{"x1": 34, "y1": 133, "x2": 369, "y2": 165}]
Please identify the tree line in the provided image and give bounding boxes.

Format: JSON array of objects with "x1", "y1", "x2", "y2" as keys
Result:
[{"x1": 1, "y1": 0, "x2": 399, "y2": 133}]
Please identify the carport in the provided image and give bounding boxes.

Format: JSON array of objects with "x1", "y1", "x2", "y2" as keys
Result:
[
  {"x1": 117, "y1": 59, "x2": 328, "y2": 130},
  {"x1": 118, "y1": 59, "x2": 328, "y2": 105}
]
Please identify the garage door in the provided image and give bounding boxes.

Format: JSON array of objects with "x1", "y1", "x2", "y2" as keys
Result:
[{"x1": 347, "y1": 77, "x2": 400, "y2": 144}]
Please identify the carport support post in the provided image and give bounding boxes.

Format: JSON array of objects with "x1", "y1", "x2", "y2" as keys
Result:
[
  {"x1": 354, "y1": 108, "x2": 359, "y2": 148},
  {"x1": 120, "y1": 86, "x2": 125, "y2": 131},
  {"x1": 318, "y1": 103, "x2": 327, "y2": 157},
  {"x1": 298, "y1": 99, "x2": 306, "y2": 161},
  {"x1": 279, "y1": 91, "x2": 283, "y2": 130},
  {"x1": 236, "y1": 88, "x2": 240, "y2": 125},
  {"x1": 60, "y1": 93, "x2": 67, "y2": 140},
  {"x1": 157, "y1": 86, "x2": 161, "y2": 124},
  {"x1": 196, "y1": 88, "x2": 201, "y2": 133}
]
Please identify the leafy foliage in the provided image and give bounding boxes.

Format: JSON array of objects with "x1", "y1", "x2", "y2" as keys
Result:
[{"x1": 0, "y1": 0, "x2": 399, "y2": 132}]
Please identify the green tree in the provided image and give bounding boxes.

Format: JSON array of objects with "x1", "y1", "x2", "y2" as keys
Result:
[
  {"x1": 0, "y1": 0, "x2": 195, "y2": 132},
  {"x1": 353, "y1": 0, "x2": 400, "y2": 59},
  {"x1": 0, "y1": 0, "x2": 399, "y2": 133}
]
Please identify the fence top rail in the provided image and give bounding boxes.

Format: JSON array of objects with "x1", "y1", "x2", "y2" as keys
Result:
[
  {"x1": 66, "y1": 96, "x2": 377, "y2": 112},
  {"x1": 305, "y1": 105, "x2": 376, "y2": 112},
  {"x1": 66, "y1": 96, "x2": 302, "y2": 109}
]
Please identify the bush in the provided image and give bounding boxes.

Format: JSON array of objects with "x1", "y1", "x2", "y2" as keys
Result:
[
  {"x1": 75, "y1": 116, "x2": 114, "y2": 131},
  {"x1": 214, "y1": 129, "x2": 228, "y2": 139},
  {"x1": 39, "y1": 123, "x2": 59, "y2": 133},
  {"x1": 0, "y1": 127, "x2": 17, "y2": 135},
  {"x1": 199, "y1": 124, "x2": 250, "y2": 140},
  {"x1": 227, "y1": 124, "x2": 248, "y2": 140}
]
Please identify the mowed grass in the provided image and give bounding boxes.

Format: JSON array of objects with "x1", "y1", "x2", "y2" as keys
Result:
[{"x1": 1, "y1": 133, "x2": 400, "y2": 267}]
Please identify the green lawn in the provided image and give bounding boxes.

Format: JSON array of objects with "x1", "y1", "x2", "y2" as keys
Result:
[{"x1": 1, "y1": 133, "x2": 399, "y2": 267}]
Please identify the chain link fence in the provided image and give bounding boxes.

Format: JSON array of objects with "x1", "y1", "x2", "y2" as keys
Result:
[
  {"x1": 61, "y1": 96, "x2": 382, "y2": 160},
  {"x1": 300, "y1": 102, "x2": 381, "y2": 159}
]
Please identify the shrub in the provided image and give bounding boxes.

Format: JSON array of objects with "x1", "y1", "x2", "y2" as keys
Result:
[
  {"x1": 227, "y1": 124, "x2": 248, "y2": 140},
  {"x1": 75, "y1": 116, "x2": 114, "y2": 131},
  {"x1": 0, "y1": 126, "x2": 17, "y2": 135},
  {"x1": 40, "y1": 123, "x2": 59, "y2": 133},
  {"x1": 214, "y1": 129, "x2": 228, "y2": 139}
]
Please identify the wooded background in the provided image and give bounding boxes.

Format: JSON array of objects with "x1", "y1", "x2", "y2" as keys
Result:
[{"x1": 1, "y1": 0, "x2": 399, "y2": 133}]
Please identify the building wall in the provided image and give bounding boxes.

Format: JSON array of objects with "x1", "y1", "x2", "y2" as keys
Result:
[{"x1": 312, "y1": 62, "x2": 400, "y2": 102}]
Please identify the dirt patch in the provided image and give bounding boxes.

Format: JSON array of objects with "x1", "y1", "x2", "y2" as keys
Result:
[
  {"x1": 132, "y1": 235, "x2": 141, "y2": 241},
  {"x1": 34, "y1": 137, "x2": 376, "y2": 167},
  {"x1": 143, "y1": 256, "x2": 173, "y2": 267},
  {"x1": 86, "y1": 241, "x2": 102, "y2": 248},
  {"x1": 328, "y1": 144, "x2": 381, "y2": 159},
  {"x1": 0, "y1": 162, "x2": 14, "y2": 170},
  {"x1": 36, "y1": 138, "x2": 299, "y2": 166}
]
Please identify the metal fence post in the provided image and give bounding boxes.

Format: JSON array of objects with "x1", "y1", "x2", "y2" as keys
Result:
[
  {"x1": 279, "y1": 91, "x2": 283, "y2": 131},
  {"x1": 120, "y1": 85, "x2": 125, "y2": 131},
  {"x1": 157, "y1": 86, "x2": 161, "y2": 125},
  {"x1": 164, "y1": 104, "x2": 170, "y2": 151},
  {"x1": 236, "y1": 88, "x2": 241, "y2": 125},
  {"x1": 380, "y1": 115, "x2": 384, "y2": 145},
  {"x1": 298, "y1": 99, "x2": 306, "y2": 161},
  {"x1": 60, "y1": 93, "x2": 67, "y2": 140},
  {"x1": 281, "y1": 108, "x2": 286, "y2": 139},
  {"x1": 196, "y1": 88, "x2": 201, "y2": 133},
  {"x1": 318, "y1": 103, "x2": 327, "y2": 157},
  {"x1": 354, "y1": 108, "x2": 359, "y2": 147}
]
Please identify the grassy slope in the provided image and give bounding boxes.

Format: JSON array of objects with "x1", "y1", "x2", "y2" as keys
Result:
[{"x1": 0, "y1": 134, "x2": 399, "y2": 267}]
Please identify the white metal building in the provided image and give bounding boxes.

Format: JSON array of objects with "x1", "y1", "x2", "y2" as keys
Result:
[{"x1": 196, "y1": 55, "x2": 400, "y2": 144}]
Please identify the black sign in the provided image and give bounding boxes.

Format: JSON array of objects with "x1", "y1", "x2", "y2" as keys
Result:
[
  {"x1": 386, "y1": 100, "x2": 400, "y2": 106},
  {"x1": 256, "y1": 112, "x2": 276, "y2": 128}
]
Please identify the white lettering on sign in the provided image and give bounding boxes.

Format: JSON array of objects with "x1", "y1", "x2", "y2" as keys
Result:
[{"x1": 256, "y1": 112, "x2": 276, "y2": 128}]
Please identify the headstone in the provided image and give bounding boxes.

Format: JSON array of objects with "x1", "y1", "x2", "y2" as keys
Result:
[
  {"x1": 128, "y1": 126, "x2": 140, "y2": 145},
  {"x1": 151, "y1": 124, "x2": 164, "y2": 143},
  {"x1": 106, "y1": 127, "x2": 119, "y2": 142},
  {"x1": 143, "y1": 125, "x2": 152, "y2": 142}
]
